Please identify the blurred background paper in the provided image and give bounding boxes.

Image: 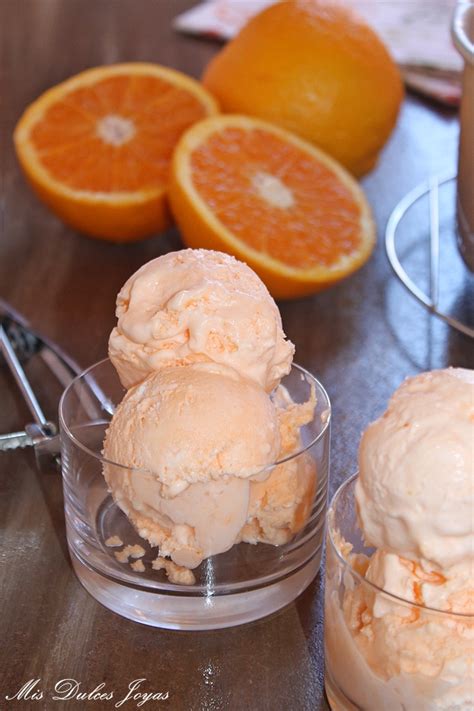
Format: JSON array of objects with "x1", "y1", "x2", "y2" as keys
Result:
[{"x1": 174, "y1": 0, "x2": 462, "y2": 105}]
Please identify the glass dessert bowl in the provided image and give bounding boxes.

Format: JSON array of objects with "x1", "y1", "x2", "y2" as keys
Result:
[
  {"x1": 59, "y1": 358, "x2": 331, "y2": 630},
  {"x1": 325, "y1": 475, "x2": 474, "y2": 711}
]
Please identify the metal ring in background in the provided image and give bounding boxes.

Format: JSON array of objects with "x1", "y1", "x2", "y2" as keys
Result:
[{"x1": 385, "y1": 173, "x2": 474, "y2": 340}]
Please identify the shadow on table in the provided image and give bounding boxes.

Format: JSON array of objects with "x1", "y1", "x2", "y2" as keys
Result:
[{"x1": 33, "y1": 437, "x2": 72, "y2": 566}]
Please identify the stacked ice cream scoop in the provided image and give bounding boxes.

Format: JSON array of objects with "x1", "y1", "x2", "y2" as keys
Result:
[
  {"x1": 103, "y1": 249, "x2": 316, "y2": 570},
  {"x1": 335, "y1": 368, "x2": 474, "y2": 709}
]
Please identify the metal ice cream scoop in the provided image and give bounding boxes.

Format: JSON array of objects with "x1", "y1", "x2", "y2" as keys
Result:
[{"x1": 0, "y1": 300, "x2": 81, "y2": 453}]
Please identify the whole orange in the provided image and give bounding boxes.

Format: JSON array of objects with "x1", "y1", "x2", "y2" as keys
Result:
[{"x1": 202, "y1": 0, "x2": 404, "y2": 177}]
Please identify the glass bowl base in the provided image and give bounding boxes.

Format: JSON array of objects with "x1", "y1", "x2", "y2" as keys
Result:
[
  {"x1": 325, "y1": 668, "x2": 359, "y2": 711},
  {"x1": 70, "y1": 550, "x2": 321, "y2": 630}
]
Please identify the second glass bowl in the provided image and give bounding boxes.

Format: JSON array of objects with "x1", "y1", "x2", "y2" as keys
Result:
[
  {"x1": 59, "y1": 359, "x2": 331, "y2": 630},
  {"x1": 325, "y1": 475, "x2": 473, "y2": 710}
]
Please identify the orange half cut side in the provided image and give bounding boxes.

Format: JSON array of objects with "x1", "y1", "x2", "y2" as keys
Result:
[
  {"x1": 169, "y1": 115, "x2": 375, "y2": 299},
  {"x1": 14, "y1": 63, "x2": 219, "y2": 241}
]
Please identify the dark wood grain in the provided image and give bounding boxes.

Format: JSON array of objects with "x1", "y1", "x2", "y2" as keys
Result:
[{"x1": 1, "y1": 1, "x2": 473, "y2": 710}]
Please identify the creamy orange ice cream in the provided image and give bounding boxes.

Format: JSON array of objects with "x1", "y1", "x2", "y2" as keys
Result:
[
  {"x1": 363, "y1": 551, "x2": 473, "y2": 616},
  {"x1": 326, "y1": 368, "x2": 474, "y2": 710},
  {"x1": 327, "y1": 545, "x2": 473, "y2": 710},
  {"x1": 104, "y1": 362, "x2": 280, "y2": 495},
  {"x1": 103, "y1": 362, "x2": 280, "y2": 567},
  {"x1": 104, "y1": 365, "x2": 317, "y2": 567},
  {"x1": 104, "y1": 248, "x2": 317, "y2": 573},
  {"x1": 346, "y1": 550, "x2": 473, "y2": 681},
  {"x1": 240, "y1": 453, "x2": 316, "y2": 546},
  {"x1": 356, "y1": 368, "x2": 474, "y2": 570},
  {"x1": 240, "y1": 383, "x2": 317, "y2": 545},
  {"x1": 108, "y1": 249, "x2": 294, "y2": 392}
]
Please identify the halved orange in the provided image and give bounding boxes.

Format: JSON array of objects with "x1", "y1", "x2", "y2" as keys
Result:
[
  {"x1": 169, "y1": 115, "x2": 376, "y2": 299},
  {"x1": 14, "y1": 63, "x2": 219, "y2": 241}
]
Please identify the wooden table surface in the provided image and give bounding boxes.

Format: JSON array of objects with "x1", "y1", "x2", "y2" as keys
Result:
[{"x1": 1, "y1": 1, "x2": 473, "y2": 710}]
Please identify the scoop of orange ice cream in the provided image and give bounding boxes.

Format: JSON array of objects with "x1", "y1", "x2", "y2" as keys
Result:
[
  {"x1": 108, "y1": 248, "x2": 294, "y2": 392},
  {"x1": 104, "y1": 362, "x2": 280, "y2": 498},
  {"x1": 356, "y1": 368, "x2": 474, "y2": 570},
  {"x1": 103, "y1": 362, "x2": 280, "y2": 566}
]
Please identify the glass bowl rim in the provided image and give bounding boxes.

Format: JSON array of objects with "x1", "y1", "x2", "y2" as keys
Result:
[
  {"x1": 327, "y1": 473, "x2": 473, "y2": 619},
  {"x1": 59, "y1": 357, "x2": 331, "y2": 475}
]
